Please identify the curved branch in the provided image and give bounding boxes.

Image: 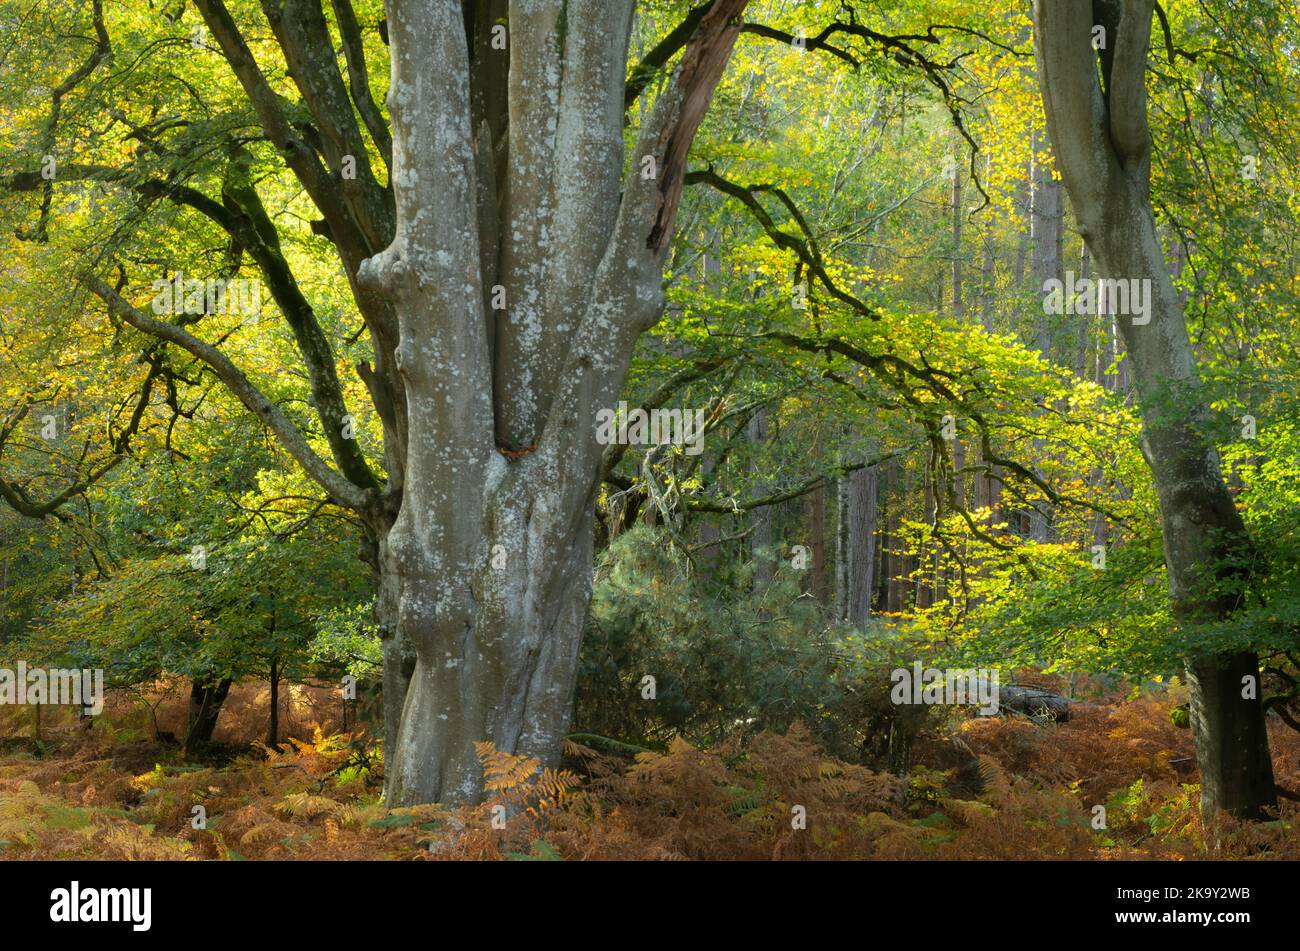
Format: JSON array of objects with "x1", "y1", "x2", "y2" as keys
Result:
[
  {"x1": 330, "y1": 0, "x2": 393, "y2": 173},
  {"x1": 86, "y1": 278, "x2": 373, "y2": 513}
]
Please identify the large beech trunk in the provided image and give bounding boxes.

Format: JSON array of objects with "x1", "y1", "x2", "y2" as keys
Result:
[
  {"x1": 1034, "y1": 0, "x2": 1275, "y2": 819},
  {"x1": 387, "y1": 514, "x2": 595, "y2": 805},
  {"x1": 357, "y1": 0, "x2": 749, "y2": 806}
]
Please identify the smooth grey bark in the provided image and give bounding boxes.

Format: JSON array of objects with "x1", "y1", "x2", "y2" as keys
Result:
[
  {"x1": 356, "y1": 0, "x2": 749, "y2": 806},
  {"x1": 1034, "y1": 0, "x2": 1276, "y2": 819},
  {"x1": 373, "y1": 528, "x2": 413, "y2": 754}
]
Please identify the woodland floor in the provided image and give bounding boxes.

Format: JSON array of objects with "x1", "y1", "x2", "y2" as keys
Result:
[{"x1": 0, "y1": 678, "x2": 1296, "y2": 860}]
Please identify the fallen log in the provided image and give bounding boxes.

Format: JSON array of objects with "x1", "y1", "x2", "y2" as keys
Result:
[{"x1": 997, "y1": 684, "x2": 1073, "y2": 721}]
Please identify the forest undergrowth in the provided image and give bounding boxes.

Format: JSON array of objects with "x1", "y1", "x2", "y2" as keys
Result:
[{"x1": 0, "y1": 677, "x2": 1295, "y2": 861}]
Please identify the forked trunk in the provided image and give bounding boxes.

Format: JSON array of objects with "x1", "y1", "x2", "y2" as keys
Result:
[
  {"x1": 360, "y1": 0, "x2": 748, "y2": 806},
  {"x1": 1033, "y1": 0, "x2": 1276, "y2": 819}
]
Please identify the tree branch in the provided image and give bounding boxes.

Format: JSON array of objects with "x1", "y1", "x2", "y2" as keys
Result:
[
  {"x1": 86, "y1": 278, "x2": 373, "y2": 512},
  {"x1": 624, "y1": 1, "x2": 716, "y2": 110},
  {"x1": 1105, "y1": 0, "x2": 1155, "y2": 167},
  {"x1": 330, "y1": 0, "x2": 394, "y2": 173}
]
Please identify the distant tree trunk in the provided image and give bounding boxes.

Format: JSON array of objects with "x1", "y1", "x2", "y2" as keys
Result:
[
  {"x1": 947, "y1": 151, "x2": 966, "y2": 606},
  {"x1": 975, "y1": 168, "x2": 999, "y2": 523},
  {"x1": 1026, "y1": 126, "x2": 1061, "y2": 543},
  {"x1": 268, "y1": 655, "x2": 280, "y2": 749},
  {"x1": 951, "y1": 146, "x2": 965, "y2": 320},
  {"x1": 1035, "y1": 0, "x2": 1275, "y2": 820},
  {"x1": 185, "y1": 678, "x2": 233, "y2": 756},
  {"x1": 695, "y1": 452, "x2": 721, "y2": 569},
  {"x1": 749, "y1": 410, "x2": 773, "y2": 592},
  {"x1": 842, "y1": 464, "x2": 878, "y2": 627},
  {"x1": 1075, "y1": 241, "x2": 1091, "y2": 380},
  {"x1": 874, "y1": 491, "x2": 890, "y2": 611},
  {"x1": 884, "y1": 459, "x2": 903, "y2": 613},
  {"x1": 978, "y1": 153, "x2": 997, "y2": 333},
  {"x1": 808, "y1": 473, "x2": 828, "y2": 604},
  {"x1": 1013, "y1": 175, "x2": 1030, "y2": 290},
  {"x1": 900, "y1": 462, "x2": 917, "y2": 610},
  {"x1": 835, "y1": 455, "x2": 849, "y2": 618},
  {"x1": 697, "y1": 238, "x2": 725, "y2": 570},
  {"x1": 916, "y1": 466, "x2": 935, "y2": 609}
]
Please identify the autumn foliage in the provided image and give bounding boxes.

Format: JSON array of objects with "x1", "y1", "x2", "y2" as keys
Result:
[{"x1": 0, "y1": 679, "x2": 1296, "y2": 861}]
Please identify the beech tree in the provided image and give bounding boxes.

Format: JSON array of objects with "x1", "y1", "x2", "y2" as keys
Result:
[
  {"x1": 7, "y1": 0, "x2": 1002, "y2": 809},
  {"x1": 1033, "y1": 0, "x2": 1277, "y2": 819},
  {"x1": 39, "y1": 0, "x2": 748, "y2": 805}
]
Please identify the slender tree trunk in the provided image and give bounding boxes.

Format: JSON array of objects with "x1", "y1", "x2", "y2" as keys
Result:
[
  {"x1": 975, "y1": 174, "x2": 998, "y2": 521},
  {"x1": 1035, "y1": 0, "x2": 1275, "y2": 820},
  {"x1": 947, "y1": 151, "x2": 966, "y2": 606},
  {"x1": 809, "y1": 473, "x2": 828, "y2": 604},
  {"x1": 896, "y1": 462, "x2": 915, "y2": 611},
  {"x1": 916, "y1": 467, "x2": 934, "y2": 610},
  {"x1": 843, "y1": 464, "x2": 878, "y2": 627},
  {"x1": 696, "y1": 453, "x2": 722, "y2": 570},
  {"x1": 835, "y1": 454, "x2": 850, "y2": 618},
  {"x1": 1075, "y1": 241, "x2": 1091, "y2": 380},
  {"x1": 184, "y1": 678, "x2": 232, "y2": 756},
  {"x1": 267, "y1": 655, "x2": 280, "y2": 749},
  {"x1": 1026, "y1": 127, "x2": 1061, "y2": 543},
  {"x1": 882, "y1": 459, "x2": 901, "y2": 613},
  {"x1": 951, "y1": 146, "x2": 964, "y2": 320},
  {"x1": 749, "y1": 410, "x2": 774, "y2": 592}
]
